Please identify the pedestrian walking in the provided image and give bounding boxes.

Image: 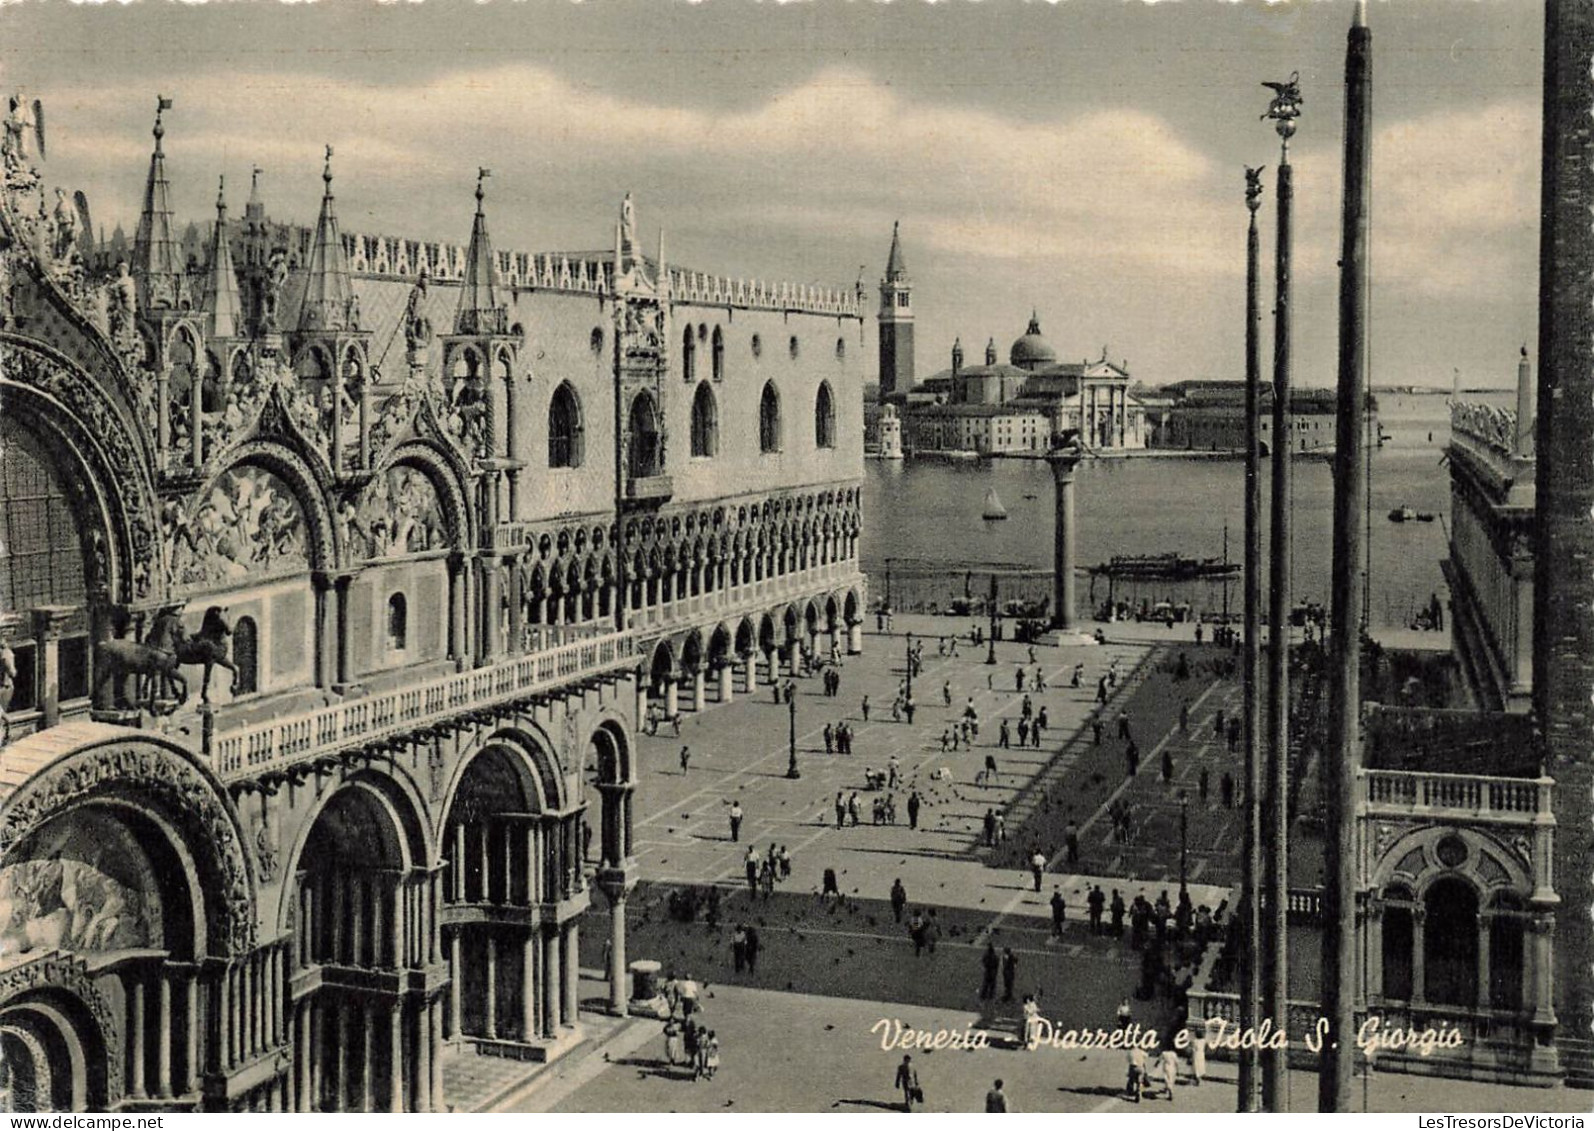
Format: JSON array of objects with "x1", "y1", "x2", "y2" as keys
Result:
[
  {"x1": 1158, "y1": 1044, "x2": 1179, "y2": 1101},
  {"x1": 680, "y1": 746, "x2": 691, "y2": 774},
  {"x1": 1092, "y1": 717, "x2": 1104, "y2": 746},
  {"x1": 848, "y1": 792, "x2": 861, "y2": 826},
  {"x1": 986, "y1": 1079, "x2": 1012, "y2": 1112},
  {"x1": 835, "y1": 792, "x2": 846, "y2": 829},
  {"x1": 908, "y1": 910, "x2": 928, "y2": 956},
  {"x1": 979, "y1": 942, "x2": 999, "y2": 999},
  {"x1": 1110, "y1": 889, "x2": 1126, "y2": 936},
  {"x1": 891, "y1": 878, "x2": 908, "y2": 923},
  {"x1": 664, "y1": 1015, "x2": 683, "y2": 1065},
  {"x1": 729, "y1": 801, "x2": 744, "y2": 842},
  {"x1": 984, "y1": 753, "x2": 999, "y2": 786},
  {"x1": 1126, "y1": 1045, "x2": 1147, "y2": 1103},
  {"x1": 733, "y1": 924, "x2": 748, "y2": 972},
  {"x1": 1118, "y1": 712, "x2": 1131, "y2": 740},
  {"x1": 894, "y1": 1055, "x2": 921, "y2": 1112},
  {"x1": 1050, "y1": 886, "x2": 1066, "y2": 938},
  {"x1": 1160, "y1": 748, "x2": 1173, "y2": 784},
  {"x1": 1029, "y1": 848, "x2": 1046, "y2": 892},
  {"x1": 994, "y1": 810, "x2": 1006, "y2": 843},
  {"x1": 1017, "y1": 718, "x2": 1029, "y2": 748},
  {"x1": 1126, "y1": 740, "x2": 1139, "y2": 777},
  {"x1": 1084, "y1": 884, "x2": 1104, "y2": 934},
  {"x1": 823, "y1": 723, "x2": 834, "y2": 754},
  {"x1": 1001, "y1": 948, "x2": 1019, "y2": 1002},
  {"x1": 745, "y1": 924, "x2": 761, "y2": 973},
  {"x1": 862, "y1": 695, "x2": 870, "y2": 721},
  {"x1": 1065, "y1": 820, "x2": 1080, "y2": 864},
  {"x1": 999, "y1": 719, "x2": 1010, "y2": 748},
  {"x1": 1189, "y1": 1021, "x2": 1208, "y2": 1086},
  {"x1": 1221, "y1": 771, "x2": 1235, "y2": 808},
  {"x1": 983, "y1": 809, "x2": 997, "y2": 847},
  {"x1": 907, "y1": 790, "x2": 921, "y2": 830},
  {"x1": 744, "y1": 846, "x2": 758, "y2": 893},
  {"x1": 942, "y1": 679, "x2": 952, "y2": 707}
]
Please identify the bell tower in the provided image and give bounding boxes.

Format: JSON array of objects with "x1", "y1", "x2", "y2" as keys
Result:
[{"x1": 877, "y1": 221, "x2": 914, "y2": 402}]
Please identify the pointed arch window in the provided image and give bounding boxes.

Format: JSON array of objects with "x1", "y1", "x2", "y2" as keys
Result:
[
  {"x1": 815, "y1": 380, "x2": 837, "y2": 449},
  {"x1": 549, "y1": 382, "x2": 583, "y2": 468},
  {"x1": 682, "y1": 325, "x2": 697, "y2": 382},
  {"x1": 691, "y1": 382, "x2": 719, "y2": 458},
  {"x1": 628, "y1": 390, "x2": 662, "y2": 478},
  {"x1": 759, "y1": 381, "x2": 782, "y2": 454},
  {"x1": 711, "y1": 325, "x2": 725, "y2": 382}
]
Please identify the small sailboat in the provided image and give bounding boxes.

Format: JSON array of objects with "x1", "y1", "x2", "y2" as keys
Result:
[{"x1": 982, "y1": 488, "x2": 1009, "y2": 521}]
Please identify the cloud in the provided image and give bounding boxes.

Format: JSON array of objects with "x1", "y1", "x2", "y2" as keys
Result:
[{"x1": 28, "y1": 62, "x2": 1538, "y2": 386}]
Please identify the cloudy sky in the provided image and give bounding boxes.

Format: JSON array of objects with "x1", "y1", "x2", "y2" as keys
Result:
[{"x1": 3, "y1": 0, "x2": 1540, "y2": 390}]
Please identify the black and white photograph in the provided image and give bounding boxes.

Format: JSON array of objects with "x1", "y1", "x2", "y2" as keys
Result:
[{"x1": 0, "y1": 0, "x2": 1589, "y2": 1116}]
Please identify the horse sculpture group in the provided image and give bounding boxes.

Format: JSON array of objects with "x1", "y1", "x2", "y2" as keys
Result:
[{"x1": 93, "y1": 606, "x2": 238, "y2": 712}]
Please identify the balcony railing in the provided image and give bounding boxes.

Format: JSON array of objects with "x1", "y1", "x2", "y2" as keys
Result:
[
  {"x1": 1360, "y1": 767, "x2": 1552, "y2": 824},
  {"x1": 208, "y1": 631, "x2": 637, "y2": 784}
]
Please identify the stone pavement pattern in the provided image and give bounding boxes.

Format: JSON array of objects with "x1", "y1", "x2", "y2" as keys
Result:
[{"x1": 505, "y1": 985, "x2": 1593, "y2": 1114}]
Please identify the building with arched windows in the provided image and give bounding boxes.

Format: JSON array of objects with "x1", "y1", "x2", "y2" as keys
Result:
[{"x1": 0, "y1": 99, "x2": 865, "y2": 1112}]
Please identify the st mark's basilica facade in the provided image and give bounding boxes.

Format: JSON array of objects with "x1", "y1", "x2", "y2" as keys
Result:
[{"x1": 0, "y1": 94, "x2": 867, "y2": 1112}]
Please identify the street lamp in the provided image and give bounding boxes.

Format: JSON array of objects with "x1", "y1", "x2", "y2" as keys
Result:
[
  {"x1": 786, "y1": 689, "x2": 800, "y2": 779},
  {"x1": 985, "y1": 572, "x2": 999, "y2": 665},
  {"x1": 1179, "y1": 790, "x2": 1190, "y2": 897}
]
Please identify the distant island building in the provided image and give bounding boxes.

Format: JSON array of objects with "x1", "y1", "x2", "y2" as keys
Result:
[
  {"x1": 867, "y1": 225, "x2": 1146, "y2": 457},
  {"x1": 1154, "y1": 379, "x2": 1376, "y2": 455}
]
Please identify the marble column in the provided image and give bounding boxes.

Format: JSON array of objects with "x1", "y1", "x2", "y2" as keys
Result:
[
  {"x1": 157, "y1": 971, "x2": 172, "y2": 1097},
  {"x1": 561, "y1": 921, "x2": 580, "y2": 1026},
  {"x1": 1477, "y1": 914, "x2": 1493, "y2": 1011},
  {"x1": 608, "y1": 891, "x2": 628, "y2": 1016},
  {"x1": 430, "y1": 999, "x2": 445, "y2": 1111},
  {"x1": 449, "y1": 931, "x2": 464, "y2": 1038},
  {"x1": 334, "y1": 574, "x2": 353, "y2": 688},
  {"x1": 1048, "y1": 451, "x2": 1081, "y2": 632},
  {"x1": 541, "y1": 928, "x2": 559, "y2": 1036},
  {"x1": 691, "y1": 667, "x2": 706, "y2": 711},
  {"x1": 522, "y1": 931, "x2": 539, "y2": 1041},
  {"x1": 184, "y1": 970, "x2": 199, "y2": 1095},
  {"x1": 361, "y1": 1001, "x2": 375, "y2": 1113},
  {"x1": 389, "y1": 1002, "x2": 404, "y2": 1112},
  {"x1": 485, "y1": 934, "x2": 499, "y2": 1039},
  {"x1": 415, "y1": 1000, "x2": 432, "y2": 1113},
  {"x1": 129, "y1": 976, "x2": 147, "y2": 1099},
  {"x1": 848, "y1": 619, "x2": 862, "y2": 655},
  {"x1": 718, "y1": 663, "x2": 734, "y2": 704},
  {"x1": 1411, "y1": 909, "x2": 1428, "y2": 1006},
  {"x1": 664, "y1": 676, "x2": 679, "y2": 719}
]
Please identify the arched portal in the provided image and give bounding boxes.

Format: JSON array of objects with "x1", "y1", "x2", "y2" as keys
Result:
[
  {"x1": 441, "y1": 734, "x2": 584, "y2": 1058},
  {"x1": 291, "y1": 775, "x2": 432, "y2": 1112}
]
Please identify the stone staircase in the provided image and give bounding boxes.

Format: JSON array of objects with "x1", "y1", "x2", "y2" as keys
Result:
[{"x1": 1558, "y1": 1034, "x2": 1594, "y2": 1089}]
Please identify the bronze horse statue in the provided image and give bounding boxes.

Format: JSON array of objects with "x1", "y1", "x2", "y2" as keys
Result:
[
  {"x1": 173, "y1": 606, "x2": 238, "y2": 704},
  {"x1": 93, "y1": 610, "x2": 186, "y2": 711}
]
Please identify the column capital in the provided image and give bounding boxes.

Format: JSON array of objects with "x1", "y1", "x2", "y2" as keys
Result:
[{"x1": 31, "y1": 605, "x2": 76, "y2": 640}]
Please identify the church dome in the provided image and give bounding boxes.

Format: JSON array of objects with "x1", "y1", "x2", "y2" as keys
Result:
[{"x1": 1009, "y1": 311, "x2": 1057, "y2": 369}]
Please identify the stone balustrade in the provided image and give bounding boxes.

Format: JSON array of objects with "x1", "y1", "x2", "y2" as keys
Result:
[
  {"x1": 207, "y1": 631, "x2": 637, "y2": 783},
  {"x1": 1360, "y1": 768, "x2": 1553, "y2": 825}
]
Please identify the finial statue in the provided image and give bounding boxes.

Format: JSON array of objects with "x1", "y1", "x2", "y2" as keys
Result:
[
  {"x1": 476, "y1": 166, "x2": 491, "y2": 206},
  {"x1": 1261, "y1": 73, "x2": 1303, "y2": 140},
  {"x1": 621, "y1": 191, "x2": 637, "y2": 251},
  {"x1": 1245, "y1": 165, "x2": 1266, "y2": 212},
  {"x1": 4, "y1": 92, "x2": 44, "y2": 169}
]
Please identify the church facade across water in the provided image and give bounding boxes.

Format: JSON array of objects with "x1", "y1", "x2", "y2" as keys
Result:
[{"x1": 0, "y1": 96, "x2": 866, "y2": 1112}]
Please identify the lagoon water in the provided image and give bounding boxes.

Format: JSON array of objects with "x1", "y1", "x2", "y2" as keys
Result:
[{"x1": 860, "y1": 392, "x2": 1513, "y2": 629}]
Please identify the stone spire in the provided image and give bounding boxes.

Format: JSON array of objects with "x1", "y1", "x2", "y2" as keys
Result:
[
  {"x1": 455, "y1": 167, "x2": 506, "y2": 335},
  {"x1": 1026, "y1": 309, "x2": 1043, "y2": 336},
  {"x1": 885, "y1": 219, "x2": 907, "y2": 280},
  {"x1": 297, "y1": 145, "x2": 356, "y2": 334},
  {"x1": 951, "y1": 337, "x2": 964, "y2": 375},
  {"x1": 132, "y1": 95, "x2": 183, "y2": 311},
  {"x1": 985, "y1": 338, "x2": 997, "y2": 366},
  {"x1": 202, "y1": 175, "x2": 242, "y2": 339}
]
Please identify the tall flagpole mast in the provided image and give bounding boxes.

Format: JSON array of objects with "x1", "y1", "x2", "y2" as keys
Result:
[
  {"x1": 1321, "y1": 0, "x2": 1372, "y2": 1111},
  {"x1": 1260, "y1": 70, "x2": 1301, "y2": 1113},
  {"x1": 1238, "y1": 163, "x2": 1266, "y2": 1114}
]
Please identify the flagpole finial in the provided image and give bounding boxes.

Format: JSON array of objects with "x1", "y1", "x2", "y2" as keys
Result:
[
  {"x1": 322, "y1": 144, "x2": 334, "y2": 189},
  {"x1": 153, "y1": 94, "x2": 172, "y2": 142}
]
